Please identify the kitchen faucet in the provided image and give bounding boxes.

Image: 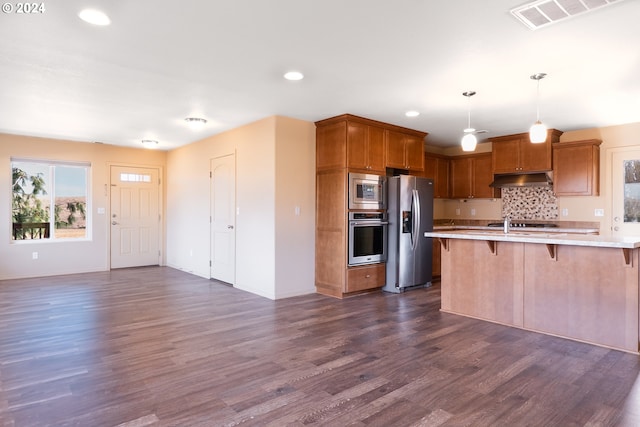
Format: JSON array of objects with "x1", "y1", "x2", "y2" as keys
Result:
[{"x1": 503, "y1": 216, "x2": 511, "y2": 234}]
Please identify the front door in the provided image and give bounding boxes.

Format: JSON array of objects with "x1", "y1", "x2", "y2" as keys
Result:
[
  {"x1": 612, "y1": 149, "x2": 640, "y2": 237},
  {"x1": 210, "y1": 154, "x2": 236, "y2": 284},
  {"x1": 110, "y1": 166, "x2": 161, "y2": 268}
]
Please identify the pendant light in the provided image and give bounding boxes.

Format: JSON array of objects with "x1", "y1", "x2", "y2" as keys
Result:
[
  {"x1": 461, "y1": 91, "x2": 477, "y2": 152},
  {"x1": 529, "y1": 73, "x2": 548, "y2": 143}
]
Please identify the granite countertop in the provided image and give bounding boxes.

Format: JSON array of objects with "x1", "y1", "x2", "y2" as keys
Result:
[
  {"x1": 425, "y1": 229, "x2": 640, "y2": 249},
  {"x1": 433, "y1": 225, "x2": 600, "y2": 234}
]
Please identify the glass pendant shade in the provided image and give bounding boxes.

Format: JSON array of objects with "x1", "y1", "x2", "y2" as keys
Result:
[
  {"x1": 529, "y1": 120, "x2": 547, "y2": 143},
  {"x1": 529, "y1": 73, "x2": 547, "y2": 143},
  {"x1": 461, "y1": 133, "x2": 477, "y2": 151}
]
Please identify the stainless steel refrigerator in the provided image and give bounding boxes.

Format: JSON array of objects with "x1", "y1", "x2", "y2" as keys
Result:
[{"x1": 383, "y1": 175, "x2": 434, "y2": 293}]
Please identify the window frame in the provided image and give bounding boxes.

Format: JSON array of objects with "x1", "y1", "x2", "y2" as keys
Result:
[{"x1": 11, "y1": 157, "x2": 91, "y2": 243}]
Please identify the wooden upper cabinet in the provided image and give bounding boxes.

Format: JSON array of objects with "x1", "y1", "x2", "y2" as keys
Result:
[
  {"x1": 347, "y1": 122, "x2": 385, "y2": 172},
  {"x1": 316, "y1": 120, "x2": 347, "y2": 171},
  {"x1": 315, "y1": 114, "x2": 426, "y2": 174},
  {"x1": 385, "y1": 130, "x2": 425, "y2": 171},
  {"x1": 553, "y1": 139, "x2": 602, "y2": 196},
  {"x1": 491, "y1": 129, "x2": 562, "y2": 174},
  {"x1": 450, "y1": 153, "x2": 498, "y2": 199},
  {"x1": 424, "y1": 154, "x2": 450, "y2": 198}
]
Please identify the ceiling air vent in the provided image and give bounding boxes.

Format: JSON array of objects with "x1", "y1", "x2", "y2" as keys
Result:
[{"x1": 511, "y1": 0, "x2": 624, "y2": 30}]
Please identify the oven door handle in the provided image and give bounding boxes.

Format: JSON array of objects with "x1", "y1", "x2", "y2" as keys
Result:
[{"x1": 350, "y1": 221, "x2": 389, "y2": 226}]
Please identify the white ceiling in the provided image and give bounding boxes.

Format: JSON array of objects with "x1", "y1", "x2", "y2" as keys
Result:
[{"x1": 1, "y1": 0, "x2": 639, "y2": 150}]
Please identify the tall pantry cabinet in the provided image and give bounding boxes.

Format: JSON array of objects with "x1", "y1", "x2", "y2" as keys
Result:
[{"x1": 315, "y1": 114, "x2": 427, "y2": 298}]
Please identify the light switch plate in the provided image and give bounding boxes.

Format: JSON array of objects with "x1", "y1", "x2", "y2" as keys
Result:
[{"x1": 595, "y1": 209, "x2": 604, "y2": 217}]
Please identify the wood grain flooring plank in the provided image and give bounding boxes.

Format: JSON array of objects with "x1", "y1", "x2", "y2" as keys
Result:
[{"x1": 1, "y1": 267, "x2": 640, "y2": 426}]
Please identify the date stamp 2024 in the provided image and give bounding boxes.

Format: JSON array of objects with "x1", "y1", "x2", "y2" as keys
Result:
[{"x1": 2, "y1": 2, "x2": 46, "y2": 14}]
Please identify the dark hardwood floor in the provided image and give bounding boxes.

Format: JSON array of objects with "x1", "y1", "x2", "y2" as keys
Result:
[{"x1": 1, "y1": 266, "x2": 639, "y2": 426}]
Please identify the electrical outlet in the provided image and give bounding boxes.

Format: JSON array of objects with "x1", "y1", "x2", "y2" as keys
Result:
[
  {"x1": 562, "y1": 208, "x2": 569, "y2": 217},
  {"x1": 32, "y1": 252, "x2": 38, "y2": 260},
  {"x1": 455, "y1": 208, "x2": 461, "y2": 216},
  {"x1": 595, "y1": 209, "x2": 604, "y2": 217},
  {"x1": 471, "y1": 208, "x2": 476, "y2": 216}
]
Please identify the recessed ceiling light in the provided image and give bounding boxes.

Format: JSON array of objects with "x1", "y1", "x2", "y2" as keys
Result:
[
  {"x1": 78, "y1": 9, "x2": 111, "y2": 26},
  {"x1": 141, "y1": 139, "x2": 158, "y2": 148},
  {"x1": 284, "y1": 71, "x2": 304, "y2": 81},
  {"x1": 405, "y1": 110, "x2": 420, "y2": 117},
  {"x1": 184, "y1": 117, "x2": 207, "y2": 130}
]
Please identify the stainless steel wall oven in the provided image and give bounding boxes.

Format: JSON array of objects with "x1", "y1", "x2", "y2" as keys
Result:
[{"x1": 348, "y1": 212, "x2": 388, "y2": 266}]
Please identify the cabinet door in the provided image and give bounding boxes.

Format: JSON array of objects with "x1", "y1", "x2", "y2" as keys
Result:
[
  {"x1": 520, "y1": 138, "x2": 552, "y2": 172},
  {"x1": 472, "y1": 153, "x2": 497, "y2": 198},
  {"x1": 347, "y1": 123, "x2": 385, "y2": 172},
  {"x1": 316, "y1": 121, "x2": 347, "y2": 170},
  {"x1": 405, "y1": 135, "x2": 424, "y2": 171},
  {"x1": 450, "y1": 157, "x2": 472, "y2": 198},
  {"x1": 424, "y1": 155, "x2": 450, "y2": 198},
  {"x1": 367, "y1": 126, "x2": 385, "y2": 172},
  {"x1": 435, "y1": 157, "x2": 450, "y2": 198},
  {"x1": 423, "y1": 155, "x2": 437, "y2": 181},
  {"x1": 385, "y1": 130, "x2": 406, "y2": 169},
  {"x1": 346, "y1": 122, "x2": 368, "y2": 170},
  {"x1": 553, "y1": 143, "x2": 599, "y2": 196},
  {"x1": 492, "y1": 138, "x2": 521, "y2": 173}
]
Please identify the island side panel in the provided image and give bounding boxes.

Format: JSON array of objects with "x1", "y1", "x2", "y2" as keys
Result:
[
  {"x1": 523, "y1": 244, "x2": 639, "y2": 353},
  {"x1": 440, "y1": 239, "x2": 524, "y2": 327}
]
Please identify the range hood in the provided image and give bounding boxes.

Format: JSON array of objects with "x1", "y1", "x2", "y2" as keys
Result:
[{"x1": 489, "y1": 172, "x2": 553, "y2": 188}]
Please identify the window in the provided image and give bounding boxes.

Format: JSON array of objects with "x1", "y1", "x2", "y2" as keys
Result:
[
  {"x1": 120, "y1": 172, "x2": 151, "y2": 182},
  {"x1": 11, "y1": 159, "x2": 90, "y2": 240},
  {"x1": 624, "y1": 159, "x2": 640, "y2": 222}
]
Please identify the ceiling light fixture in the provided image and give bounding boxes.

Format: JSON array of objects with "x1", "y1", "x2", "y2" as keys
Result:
[
  {"x1": 184, "y1": 117, "x2": 207, "y2": 130},
  {"x1": 284, "y1": 71, "x2": 304, "y2": 81},
  {"x1": 461, "y1": 91, "x2": 478, "y2": 152},
  {"x1": 78, "y1": 9, "x2": 111, "y2": 26},
  {"x1": 141, "y1": 139, "x2": 158, "y2": 148},
  {"x1": 529, "y1": 73, "x2": 548, "y2": 143},
  {"x1": 405, "y1": 110, "x2": 420, "y2": 117}
]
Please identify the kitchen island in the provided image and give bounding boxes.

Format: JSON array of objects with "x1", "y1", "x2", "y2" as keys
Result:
[{"x1": 424, "y1": 229, "x2": 640, "y2": 353}]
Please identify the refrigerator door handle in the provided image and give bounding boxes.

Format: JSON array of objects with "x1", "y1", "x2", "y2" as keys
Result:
[{"x1": 412, "y1": 189, "x2": 420, "y2": 250}]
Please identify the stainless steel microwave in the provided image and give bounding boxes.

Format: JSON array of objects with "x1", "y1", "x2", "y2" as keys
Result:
[{"x1": 348, "y1": 173, "x2": 385, "y2": 210}]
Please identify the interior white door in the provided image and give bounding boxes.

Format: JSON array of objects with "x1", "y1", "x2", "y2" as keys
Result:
[
  {"x1": 110, "y1": 166, "x2": 160, "y2": 268},
  {"x1": 210, "y1": 154, "x2": 236, "y2": 284},
  {"x1": 612, "y1": 149, "x2": 640, "y2": 237}
]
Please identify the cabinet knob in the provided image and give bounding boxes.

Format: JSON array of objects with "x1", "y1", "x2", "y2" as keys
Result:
[{"x1": 365, "y1": 274, "x2": 371, "y2": 278}]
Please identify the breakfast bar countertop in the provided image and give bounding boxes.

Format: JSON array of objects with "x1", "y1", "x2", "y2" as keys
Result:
[{"x1": 425, "y1": 229, "x2": 640, "y2": 249}]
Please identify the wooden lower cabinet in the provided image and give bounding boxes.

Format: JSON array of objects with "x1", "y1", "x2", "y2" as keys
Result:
[{"x1": 346, "y1": 263, "x2": 386, "y2": 293}]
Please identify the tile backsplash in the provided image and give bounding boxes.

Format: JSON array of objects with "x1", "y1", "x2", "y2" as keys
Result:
[{"x1": 501, "y1": 187, "x2": 559, "y2": 220}]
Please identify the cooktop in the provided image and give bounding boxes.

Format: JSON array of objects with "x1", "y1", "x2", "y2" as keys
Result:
[{"x1": 487, "y1": 222, "x2": 558, "y2": 228}]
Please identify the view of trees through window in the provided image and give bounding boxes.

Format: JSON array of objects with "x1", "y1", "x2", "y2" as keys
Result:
[
  {"x1": 624, "y1": 160, "x2": 640, "y2": 223},
  {"x1": 11, "y1": 160, "x2": 89, "y2": 240}
]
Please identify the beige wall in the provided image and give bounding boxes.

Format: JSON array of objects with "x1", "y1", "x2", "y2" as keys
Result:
[
  {"x1": 166, "y1": 116, "x2": 316, "y2": 299},
  {"x1": 0, "y1": 133, "x2": 167, "y2": 280},
  {"x1": 433, "y1": 122, "x2": 640, "y2": 234}
]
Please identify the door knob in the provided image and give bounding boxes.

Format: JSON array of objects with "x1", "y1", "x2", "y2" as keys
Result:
[
  {"x1": 614, "y1": 216, "x2": 620, "y2": 222},
  {"x1": 227, "y1": 225, "x2": 234, "y2": 229},
  {"x1": 614, "y1": 226, "x2": 620, "y2": 231},
  {"x1": 111, "y1": 221, "x2": 118, "y2": 225}
]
